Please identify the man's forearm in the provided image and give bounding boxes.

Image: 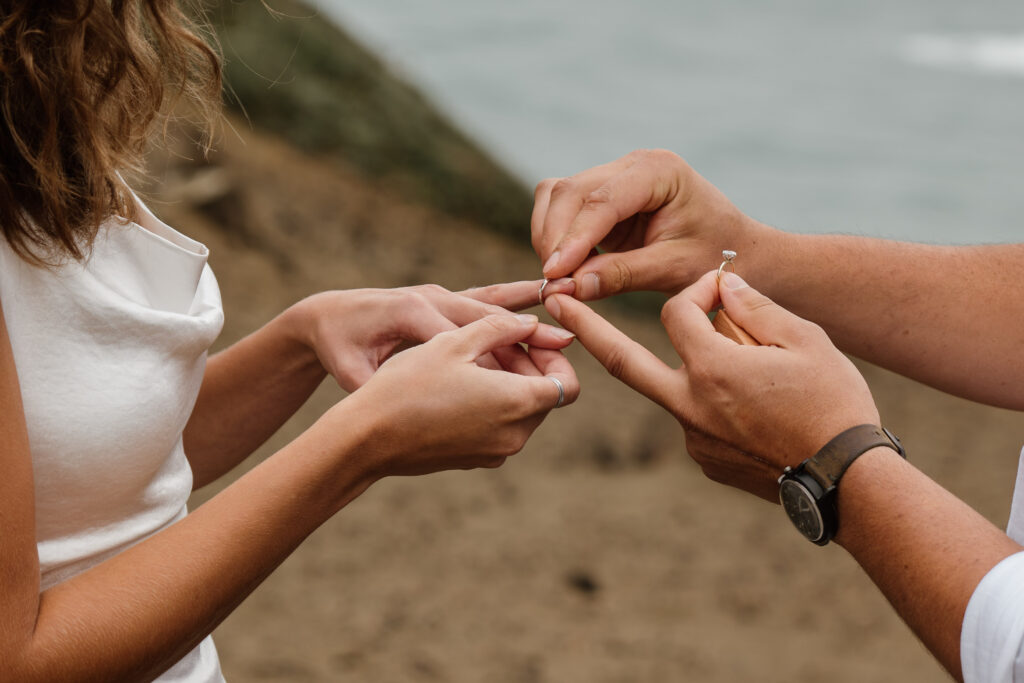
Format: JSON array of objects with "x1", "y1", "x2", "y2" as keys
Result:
[
  {"x1": 745, "y1": 226, "x2": 1024, "y2": 409},
  {"x1": 835, "y1": 447, "x2": 1023, "y2": 681}
]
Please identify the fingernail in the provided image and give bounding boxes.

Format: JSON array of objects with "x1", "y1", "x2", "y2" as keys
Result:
[
  {"x1": 551, "y1": 277, "x2": 576, "y2": 295},
  {"x1": 515, "y1": 314, "x2": 539, "y2": 325},
  {"x1": 544, "y1": 296, "x2": 561, "y2": 319},
  {"x1": 721, "y1": 271, "x2": 748, "y2": 289},
  {"x1": 580, "y1": 272, "x2": 600, "y2": 300},
  {"x1": 551, "y1": 327, "x2": 575, "y2": 340},
  {"x1": 543, "y1": 250, "x2": 561, "y2": 275}
]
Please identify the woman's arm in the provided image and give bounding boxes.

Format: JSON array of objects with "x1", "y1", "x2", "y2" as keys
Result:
[
  {"x1": 531, "y1": 149, "x2": 1024, "y2": 409},
  {"x1": 183, "y1": 280, "x2": 576, "y2": 488},
  {"x1": 2, "y1": 304, "x2": 578, "y2": 682}
]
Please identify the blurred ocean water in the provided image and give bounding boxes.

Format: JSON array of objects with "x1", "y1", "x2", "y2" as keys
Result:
[{"x1": 316, "y1": 1, "x2": 1024, "y2": 244}]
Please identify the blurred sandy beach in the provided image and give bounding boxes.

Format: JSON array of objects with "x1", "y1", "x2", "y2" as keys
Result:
[{"x1": 150, "y1": 3, "x2": 1024, "y2": 681}]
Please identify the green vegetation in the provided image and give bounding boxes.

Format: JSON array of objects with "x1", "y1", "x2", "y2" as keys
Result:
[{"x1": 207, "y1": 0, "x2": 533, "y2": 241}]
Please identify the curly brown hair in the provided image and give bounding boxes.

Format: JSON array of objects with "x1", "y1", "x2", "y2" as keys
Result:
[{"x1": 0, "y1": 0, "x2": 222, "y2": 264}]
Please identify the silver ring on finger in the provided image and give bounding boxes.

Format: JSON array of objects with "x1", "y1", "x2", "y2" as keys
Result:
[
  {"x1": 547, "y1": 375, "x2": 565, "y2": 409},
  {"x1": 538, "y1": 278, "x2": 550, "y2": 305}
]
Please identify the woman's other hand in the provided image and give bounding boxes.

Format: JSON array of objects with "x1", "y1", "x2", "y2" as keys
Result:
[
  {"x1": 543, "y1": 271, "x2": 879, "y2": 502},
  {"x1": 340, "y1": 313, "x2": 580, "y2": 478},
  {"x1": 292, "y1": 280, "x2": 576, "y2": 392},
  {"x1": 532, "y1": 149, "x2": 773, "y2": 301}
]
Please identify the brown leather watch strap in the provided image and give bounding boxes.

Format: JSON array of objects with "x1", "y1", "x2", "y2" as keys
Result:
[{"x1": 803, "y1": 424, "x2": 904, "y2": 490}]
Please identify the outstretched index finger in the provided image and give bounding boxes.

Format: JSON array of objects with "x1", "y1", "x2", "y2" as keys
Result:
[{"x1": 543, "y1": 294, "x2": 676, "y2": 409}]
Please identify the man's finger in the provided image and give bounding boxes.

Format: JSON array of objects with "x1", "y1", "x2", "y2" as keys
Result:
[
  {"x1": 544, "y1": 150, "x2": 684, "y2": 280},
  {"x1": 659, "y1": 271, "x2": 729, "y2": 366},
  {"x1": 543, "y1": 294, "x2": 676, "y2": 408},
  {"x1": 571, "y1": 241, "x2": 682, "y2": 300},
  {"x1": 538, "y1": 155, "x2": 640, "y2": 276},
  {"x1": 717, "y1": 272, "x2": 818, "y2": 348}
]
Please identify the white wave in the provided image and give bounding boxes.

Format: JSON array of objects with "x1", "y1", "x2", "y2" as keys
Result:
[{"x1": 901, "y1": 32, "x2": 1024, "y2": 76}]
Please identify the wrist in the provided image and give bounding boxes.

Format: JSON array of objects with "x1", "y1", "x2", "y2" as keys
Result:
[
  {"x1": 278, "y1": 296, "x2": 329, "y2": 374},
  {"x1": 295, "y1": 396, "x2": 388, "y2": 514},
  {"x1": 832, "y1": 445, "x2": 911, "y2": 549}
]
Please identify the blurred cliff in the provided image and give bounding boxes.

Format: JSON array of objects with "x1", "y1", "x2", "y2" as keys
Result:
[{"x1": 210, "y1": 0, "x2": 530, "y2": 240}]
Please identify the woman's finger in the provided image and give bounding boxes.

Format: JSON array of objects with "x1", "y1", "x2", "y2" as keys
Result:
[
  {"x1": 458, "y1": 279, "x2": 575, "y2": 312},
  {"x1": 491, "y1": 343, "x2": 541, "y2": 377},
  {"x1": 527, "y1": 346, "x2": 581, "y2": 408}
]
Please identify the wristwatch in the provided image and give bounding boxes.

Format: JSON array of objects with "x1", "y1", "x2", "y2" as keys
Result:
[{"x1": 778, "y1": 424, "x2": 905, "y2": 546}]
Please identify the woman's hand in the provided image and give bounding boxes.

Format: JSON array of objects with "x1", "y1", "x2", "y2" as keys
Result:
[
  {"x1": 542, "y1": 271, "x2": 879, "y2": 501},
  {"x1": 532, "y1": 149, "x2": 771, "y2": 301},
  {"x1": 340, "y1": 313, "x2": 580, "y2": 478},
  {"x1": 293, "y1": 280, "x2": 576, "y2": 392}
]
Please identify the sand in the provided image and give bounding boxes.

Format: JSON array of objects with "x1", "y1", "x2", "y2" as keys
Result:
[{"x1": 142, "y1": 120, "x2": 1022, "y2": 682}]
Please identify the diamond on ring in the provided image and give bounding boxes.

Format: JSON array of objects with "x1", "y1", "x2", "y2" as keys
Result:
[{"x1": 547, "y1": 376, "x2": 565, "y2": 408}]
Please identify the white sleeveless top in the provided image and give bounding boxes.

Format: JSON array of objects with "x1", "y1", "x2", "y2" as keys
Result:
[{"x1": 0, "y1": 198, "x2": 226, "y2": 681}]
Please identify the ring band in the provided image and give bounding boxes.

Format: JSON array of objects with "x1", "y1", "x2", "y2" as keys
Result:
[
  {"x1": 538, "y1": 279, "x2": 550, "y2": 305},
  {"x1": 717, "y1": 249, "x2": 737, "y2": 282},
  {"x1": 547, "y1": 376, "x2": 565, "y2": 408}
]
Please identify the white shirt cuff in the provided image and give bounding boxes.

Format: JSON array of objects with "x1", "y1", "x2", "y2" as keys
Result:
[{"x1": 962, "y1": 551, "x2": 1024, "y2": 683}]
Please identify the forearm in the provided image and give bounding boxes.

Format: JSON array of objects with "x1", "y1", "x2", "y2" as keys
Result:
[
  {"x1": 184, "y1": 301, "x2": 327, "y2": 488},
  {"x1": 16, "y1": 401, "x2": 377, "y2": 682},
  {"x1": 835, "y1": 447, "x2": 1022, "y2": 681},
  {"x1": 745, "y1": 225, "x2": 1024, "y2": 408}
]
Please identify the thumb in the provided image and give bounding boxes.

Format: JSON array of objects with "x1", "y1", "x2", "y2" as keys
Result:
[
  {"x1": 572, "y1": 242, "x2": 679, "y2": 300},
  {"x1": 718, "y1": 272, "x2": 811, "y2": 348},
  {"x1": 443, "y1": 314, "x2": 539, "y2": 360}
]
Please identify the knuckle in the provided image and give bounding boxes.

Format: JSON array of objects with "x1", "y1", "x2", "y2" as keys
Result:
[
  {"x1": 549, "y1": 177, "x2": 580, "y2": 199},
  {"x1": 404, "y1": 290, "x2": 433, "y2": 311},
  {"x1": 603, "y1": 344, "x2": 629, "y2": 381},
  {"x1": 626, "y1": 148, "x2": 653, "y2": 162},
  {"x1": 534, "y1": 177, "x2": 558, "y2": 198},
  {"x1": 582, "y1": 185, "x2": 613, "y2": 208},
  {"x1": 496, "y1": 431, "x2": 525, "y2": 457},
  {"x1": 648, "y1": 148, "x2": 681, "y2": 165},
  {"x1": 744, "y1": 292, "x2": 776, "y2": 313},
  {"x1": 660, "y1": 298, "x2": 683, "y2": 326},
  {"x1": 415, "y1": 283, "x2": 448, "y2": 297},
  {"x1": 482, "y1": 314, "x2": 510, "y2": 333},
  {"x1": 608, "y1": 258, "x2": 634, "y2": 291}
]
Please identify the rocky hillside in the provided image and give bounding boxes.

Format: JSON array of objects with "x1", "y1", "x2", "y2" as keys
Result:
[{"x1": 207, "y1": 0, "x2": 532, "y2": 241}]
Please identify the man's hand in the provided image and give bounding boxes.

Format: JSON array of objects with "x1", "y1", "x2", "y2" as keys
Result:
[
  {"x1": 543, "y1": 270, "x2": 880, "y2": 501},
  {"x1": 532, "y1": 149, "x2": 768, "y2": 300}
]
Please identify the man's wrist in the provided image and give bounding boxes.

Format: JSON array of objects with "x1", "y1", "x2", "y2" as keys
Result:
[{"x1": 832, "y1": 445, "x2": 911, "y2": 549}]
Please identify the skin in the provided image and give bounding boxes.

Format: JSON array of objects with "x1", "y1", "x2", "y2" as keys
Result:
[
  {"x1": 183, "y1": 279, "x2": 577, "y2": 487},
  {"x1": 533, "y1": 148, "x2": 1024, "y2": 409},
  {"x1": 532, "y1": 149, "x2": 1024, "y2": 681},
  {"x1": 0, "y1": 279, "x2": 580, "y2": 682}
]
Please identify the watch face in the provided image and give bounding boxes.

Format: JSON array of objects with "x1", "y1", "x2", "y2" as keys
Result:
[{"x1": 779, "y1": 479, "x2": 824, "y2": 543}]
